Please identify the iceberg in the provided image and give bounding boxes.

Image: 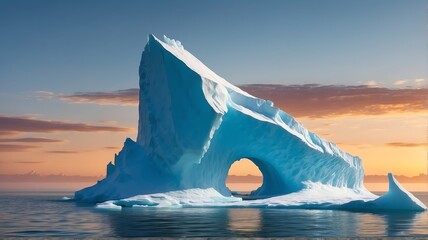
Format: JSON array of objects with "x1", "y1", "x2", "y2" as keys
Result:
[
  {"x1": 75, "y1": 35, "x2": 426, "y2": 211},
  {"x1": 340, "y1": 173, "x2": 427, "y2": 211}
]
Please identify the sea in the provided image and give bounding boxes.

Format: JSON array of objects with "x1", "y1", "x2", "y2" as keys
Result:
[{"x1": 0, "y1": 184, "x2": 427, "y2": 238}]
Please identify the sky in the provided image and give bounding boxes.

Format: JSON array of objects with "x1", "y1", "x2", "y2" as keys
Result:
[{"x1": 0, "y1": 0, "x2": 427, "y2": 181}]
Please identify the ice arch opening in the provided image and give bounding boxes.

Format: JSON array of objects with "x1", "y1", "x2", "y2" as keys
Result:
[
  {"x1": 220, "y1": 157, "x2": 290, "y2": 198},
  {"x1": 226, "y1": 158, "x2": 263, "y2": 194}
]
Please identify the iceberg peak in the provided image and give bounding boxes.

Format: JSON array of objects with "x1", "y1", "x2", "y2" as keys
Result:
[
  {"x1": 162, "y1": 35, "x2": 184, "y2": 50},
  {"x1": 388, "y1": 172, "x2": 402, "y2": 192},
  {"x1": 379, "y1": 173, "x2": 427, "y2": 211}
]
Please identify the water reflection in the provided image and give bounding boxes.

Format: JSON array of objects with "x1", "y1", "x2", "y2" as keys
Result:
[
  {"x1": 106, "y1": 208, "x2": 230, "y2": 237},
  {"x1": 381, "y1": 212, "x2": 419, "y2": 236},
  {"x1": 254, "y1": 209, "x2": 360, "y2": 237},
  {"x1": 103, "y1": 207, "x2": 427, "y2": 237},
  {"x1": 228, "y1": 208, "x2": 261, "y2": 233}
]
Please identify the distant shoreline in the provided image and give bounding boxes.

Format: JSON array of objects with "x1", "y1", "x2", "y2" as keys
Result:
[
  {"x1": 1, "y1": 173, "x2": 426, "y2": 183},
  {"x1": 226, "y1": 174, "x2": 428, "y2": 183}
]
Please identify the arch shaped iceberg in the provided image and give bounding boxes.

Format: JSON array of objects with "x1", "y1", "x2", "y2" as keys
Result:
[{"x1": 75, "y1": 35, "x2": 426, "y2": 211}]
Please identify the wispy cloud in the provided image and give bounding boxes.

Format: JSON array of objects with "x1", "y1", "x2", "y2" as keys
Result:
[
  {"x1": 104, "y1": 146, "x2": 120, "y2": 150},
  {"x1": 60, "y1": 89, "x2": 139, "y2": 106},
  {"x1": 335, "y1": 143, "x2": 371, "y2": 149},
  {"x1": 0, "y1": 144, "x2": 40, "y2": 152},
  {"x1": 35, "y1": 91, "x2": 56, "y2": 100},
  {"x1": 0, "y1": 115, "x2": 132, "y2": 133},
  {"x1": 45, "y1": 150, "x2": 79, "y2": 154},
  {"x1": 363, "y1": 81, "x2": 379, "y2": 88},
  {"x1": 414, "y1": 78, "x2": 426, "y2": 87},
  {"x1": 14, "y1": 161, "x2": 44, "y2": 164},
  {"x1": 0, "y1": 131, "x2": 20, "y2": 137},
  {"x1": 394, "y1": 79, "x2": 407, "y2": 86},
  {"x1": 0, "y1": 137, "x2": 64, "y2": 143},
  {"x1": 385, "y1": 142, "x2": 427, "y2": 148}
]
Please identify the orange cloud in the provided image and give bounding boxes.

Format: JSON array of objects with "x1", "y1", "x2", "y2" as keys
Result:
[
  {"x1": 0, "y1": 115, "x2": 132, "y2": 133},
  {"x1": 14, "y1": 161, "x2": 44, "y2": 164},
  {"x1": 0, "y1": 137, "x2": 64, "y2": 143},
  {"x1": 45, "y1": 150, "x2": 79, "y2": 154},
  {"x1": 104, "y1": 146, "x2": 120, "y2": 150},
  {"x1": 240, "y1": 84, "x2": 427, "y2": 118},
  {"x1": 0, "y1": 144, "x2": 40, "y2": 152},
  {"x1": 0, "y1": 131, "x2": 20, "y2": 137},
  {"x1": 385, "y1": 142, "x2": 427, "y2": 148}
]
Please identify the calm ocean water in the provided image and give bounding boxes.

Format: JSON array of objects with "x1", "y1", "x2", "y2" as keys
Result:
[{"x1": 0, "y1": 191, "x2": 427, "y2": 238}]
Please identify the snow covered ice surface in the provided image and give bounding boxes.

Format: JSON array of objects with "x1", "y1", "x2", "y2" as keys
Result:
[
  {"x1": 76, "y1": 35, "x2": 426, "y2": 212},
  {"x1": 96, "y1": 188, "x2": 242, "y2": 209},
  {"x1": 95, "y1": 174, "x2": 425, "y2": 211}
]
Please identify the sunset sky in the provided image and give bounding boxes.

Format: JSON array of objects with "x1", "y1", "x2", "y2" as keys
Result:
[{"x1": 0, "y1": 0, "x2": 426, "y2": 179}]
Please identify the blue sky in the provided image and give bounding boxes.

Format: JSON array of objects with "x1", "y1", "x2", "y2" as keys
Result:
[{"x1": 1, "y1": 0, "x2": 426, "y2": 92}]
